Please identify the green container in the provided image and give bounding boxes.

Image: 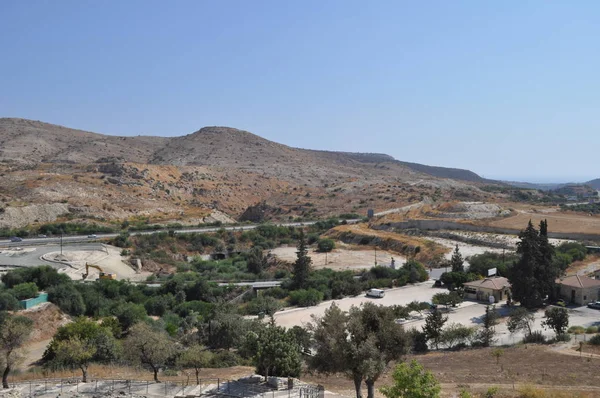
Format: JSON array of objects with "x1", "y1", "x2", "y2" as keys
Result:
[{"x1": 19, "y1": 292, "x2": 48, "y2": 309}]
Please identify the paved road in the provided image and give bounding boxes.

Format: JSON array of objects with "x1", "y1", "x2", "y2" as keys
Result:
[
  {"x1": 0, "y1": 220, "x2": 361, "y2": 248},
  {"x1": 274, "y1": 281, "x2": 441, "y2": 327},
  {"x1": 0, "y1": 244, "x2": 105, "y2": 267}
]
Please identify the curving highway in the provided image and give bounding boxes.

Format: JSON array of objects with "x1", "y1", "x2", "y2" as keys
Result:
[{"x1": 0, "y1": 219, "x2": 360, "y2": 248}]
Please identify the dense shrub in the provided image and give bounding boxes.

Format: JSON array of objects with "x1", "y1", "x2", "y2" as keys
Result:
[
  {"x1": 586, "y1": 326, "x2": 599, "y2": 334},
  {"x1": 0, "y1": 292, "x2": 20, "y2": 310},
  {"x1": 589, "y1": 334, "x2": 600, "y2": 345},
  {"x1": 522, "y1": 331, "x2": 546, "y2": 344},
  {"x1": 568, "y1": 325, "x2": 586, "y2": 335},
  {"x1": 209, "y1": 350, "x2": 242, "y2": 368},
  {"x1": 288, "y1": 289, "x2": 323, "y2": 307},
  {"x1": 467, "y1": 252, "x2": 515, "y2": 277},
  {"x1": 316, "y1": 238, "x2": 335, "y2": 252},
  {"x1": 10, "y1": 282, "x2": 39, "y2": 300},
  {"x1": 48, "y1": 284, "x2": 86, "y2": 316}
]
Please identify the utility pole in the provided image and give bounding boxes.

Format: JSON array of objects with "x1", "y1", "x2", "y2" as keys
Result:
[
  {"x1": 374, "y1": 247, "x2": 377, "y2": 266},
  {"x1": 60, "y1": 230, "x2": 63, "y2": 256},
  {"x1": 325, "y1": 251, "x2": 327, "y2": 266}
]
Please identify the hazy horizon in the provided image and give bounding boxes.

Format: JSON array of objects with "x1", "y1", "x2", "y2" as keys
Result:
[{"x1": 2, "y1": 1, "x2": 599, "y2": 182}]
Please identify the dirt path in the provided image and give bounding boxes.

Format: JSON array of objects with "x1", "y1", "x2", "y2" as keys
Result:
[{"x1": 23, "y1": 338, "x2": 51, "y2": 368}]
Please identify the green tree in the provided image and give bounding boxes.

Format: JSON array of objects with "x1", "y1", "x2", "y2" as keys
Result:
[
  {"x1": 380, "y1": 360, "x2": 441, "y2": 398},
  {"x1": 113, "y1": 302, "x2": 147, "y2": 331},
  {"x1": 47, "y1": 283, "x2": 86, "y2": 316},
  {"x1": 317, "y1": 238, "x2": 336, "y2": 253},
  {"x1": 432, "y1": 292, "x2": 462, "y2": 310},
  {"x1": 406, "y1": 301, "x2": 432, "y2": 317},
  {"x1": 124, "y1": 323, "x2": 178, "y2": 382},
  {"x1": 246, "y1": 296, "x2": 281, "y2": 320},
  {"x1": 476, "y1": 305, "x2": 499, "y2": 347},
  {"x1": 177, "y1": 344, "x2": 213, "y2": 384},
  {"x1": 509, "y1": 220, "x2": 559, "y2": 308},
  {"x1": 506, "y1": 307, "x2": 535, "y2": 337},
  {"x1": 246, "y1": 247, "x2": 269, "y2": 274},
  {"x1": 450, "y1": 245, "x2": 464, "y2": 273},
  {"x1": 542, "y1": 307, "x2": 569, "y2": 338},
  {"x1": 207, "y1": 308, "x2": 252, "y2": 350},
  {"x1": 348, "y1": 303, "x2": 411, "y2": 398},
  {"x1": 52, "y1": 337, "x2": 96, "y2": 382},
  {"x1": 251, "y1": 325, "x2": 302, "y2": 377},
  {"x1": 439, "y1": 323, "x2": 476, "y2": 350},
  {"x1": 309, "y1": 302, "x2": 410, "y2": 398},
  {"x1": 0, "y1": 315, "x2": 32, "y2": 388},
  {"x1": 292, "y1": 230, "x2": 312, "y2": 289},
  {"x1": 423, "y1": 309, "x2": 447, "y2": 350},
  {"x1": 402, "y1": 260, "x2": 428, "y2": 283},
  {"x1": 43, "y1": 317, "x2": 120, "y2": 364},
  {"x1": 10, "y1": 282, "x2": 38, "y2": 300},
  {"x1": 0, "y1": 294, "x2": 19, "y2": 311}
]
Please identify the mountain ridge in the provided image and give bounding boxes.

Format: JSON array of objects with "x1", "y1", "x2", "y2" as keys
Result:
[{"x1": 0, "y1": 118, "x2": 487, "y2": 184}]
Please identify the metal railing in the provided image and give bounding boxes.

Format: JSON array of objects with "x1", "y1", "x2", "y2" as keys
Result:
[{"x1": 4, "y1": 377, "x2": 324, "y2": 398}]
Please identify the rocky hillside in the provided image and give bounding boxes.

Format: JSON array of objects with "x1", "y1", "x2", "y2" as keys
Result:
[
  {"x1": 0, "y1": 118, "x2": 499, "y2": 228},
  {"x1": 587, "y1": 178, "x2": 600, "y2": 190}
]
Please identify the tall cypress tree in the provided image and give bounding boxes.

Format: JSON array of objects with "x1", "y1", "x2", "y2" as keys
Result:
[
  {"x1": 292, "y1": 230, "x2": 312, "y2": 289},
  {"x1": 509, "y1": 221, "x2": 541, "y2": 308},
  {"x1": 450, "y1": 245, "x2": 464, "y2": 273},
  {"x1": 537, "y1": 219, "x2": 559, "y2": 300},
  {"x1": 509, "y1": 220, "x2": 558, "y2": 308}
]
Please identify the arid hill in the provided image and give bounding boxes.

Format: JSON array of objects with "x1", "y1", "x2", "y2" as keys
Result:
[
  {"x1": 0, "y1": 118, "x2": 499, "y2": 228},
  {"x1": 587, "y1": 178, "x2": 600, "y2": 190}
]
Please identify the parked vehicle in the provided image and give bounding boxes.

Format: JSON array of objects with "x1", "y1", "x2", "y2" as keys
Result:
[
  {"x1": 9, "y1": 237, "x2": 22, "y2": 242},
  {"x1": 37, "y1": 234, "x2": 47, "y2": 238},
  {"x1": 87, "y1": 234, "x2": 97, "y2": 239},
  {"x1": 366, "y1": 288, "x2": 385, "y2": 298},
  {"x1": 587, "y1": 301, "x2": 600, "y2": 310}
]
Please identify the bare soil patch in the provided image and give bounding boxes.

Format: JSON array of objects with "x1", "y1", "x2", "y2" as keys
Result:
[
  {"x1": 303, "y1": 345, "x2": 600, "y2": 397},
  {"x1": 488, "y1": 211, "x2": 600, "y2": 236},
  {"x1": 270, "y1": 244, "x2": 404, "y2": 271}
]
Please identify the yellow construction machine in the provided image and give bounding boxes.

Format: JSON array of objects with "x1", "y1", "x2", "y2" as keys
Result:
[{"x1": 83, "y1": 263, "x2": 117, "y2": 280}]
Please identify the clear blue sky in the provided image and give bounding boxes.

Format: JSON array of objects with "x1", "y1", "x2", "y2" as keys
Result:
[{"x1": 1, "y1": 1, "x2": 599, "y2": 183}]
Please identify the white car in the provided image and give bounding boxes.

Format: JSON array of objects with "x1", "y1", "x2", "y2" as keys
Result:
[{"x1": 87, "y1": 234, "x2": 97, "y2": 239}]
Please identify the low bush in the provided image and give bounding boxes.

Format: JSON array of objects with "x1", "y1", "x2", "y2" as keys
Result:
[
  {"x1": 522, "y1": 331, "x2": 546, "y2": 344},
  {"x1": 553, "y1": 333, "x2": 571, "y2": 342},
  {"x1": 517, "y1": 385, "x2": 547, "y2": 398},
  {"x1": 288, "y1": 289, "x2": 323, "y2": 307},
  {"x1": 209, "y1": 350, "x2": 242, "y2": 368},
  {"x1": 568, "y1": 325, "x2": 586, "y2": 334},
  {"x1": 586, "y1": 326, "x2": 599, "y2": 334},
  {"x1": 316, "y1": 238, "x2": 335, "y2": 253},
  {"x1": 588, "y1": 334, "x2": 600, "y2": 345}
]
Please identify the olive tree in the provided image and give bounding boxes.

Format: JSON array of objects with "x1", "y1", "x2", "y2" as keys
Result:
[
  {"x1": 53, "y1": 337, "x2": 96, "y2": 382},
  {"x1": 542, "y1": 307, "x2": 569, "y2": 338},
  {"x1": 177, "y1": 345, "x2": 213, "y2": 384},
  {"x1": 309, "y1": 302, "x2": 410, "y2": 398},
  {"x1": 124, "y1": 323, "x2": 178, "y2": 382},
  {"x1": 380, "y1": 360, "x2": 440, "y2": 398},
  {"x1": 507, "y1": 307, "x2": 535, "y2": 337},
  {"x1": 0, "y1": 315, "x2": 32, "y2": 388}
]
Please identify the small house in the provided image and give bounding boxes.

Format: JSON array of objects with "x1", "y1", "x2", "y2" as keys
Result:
[
  {"x1": 462, "y1": 277, "x2": 511, "y2": 303},
  {"x1": 556, "y1": 275, "x2": 600, "y2": 305}
]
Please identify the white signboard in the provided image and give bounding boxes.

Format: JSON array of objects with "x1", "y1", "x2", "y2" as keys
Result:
[{"x1": 488, "y1": 268, "x2": 497, "y2": 277}]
